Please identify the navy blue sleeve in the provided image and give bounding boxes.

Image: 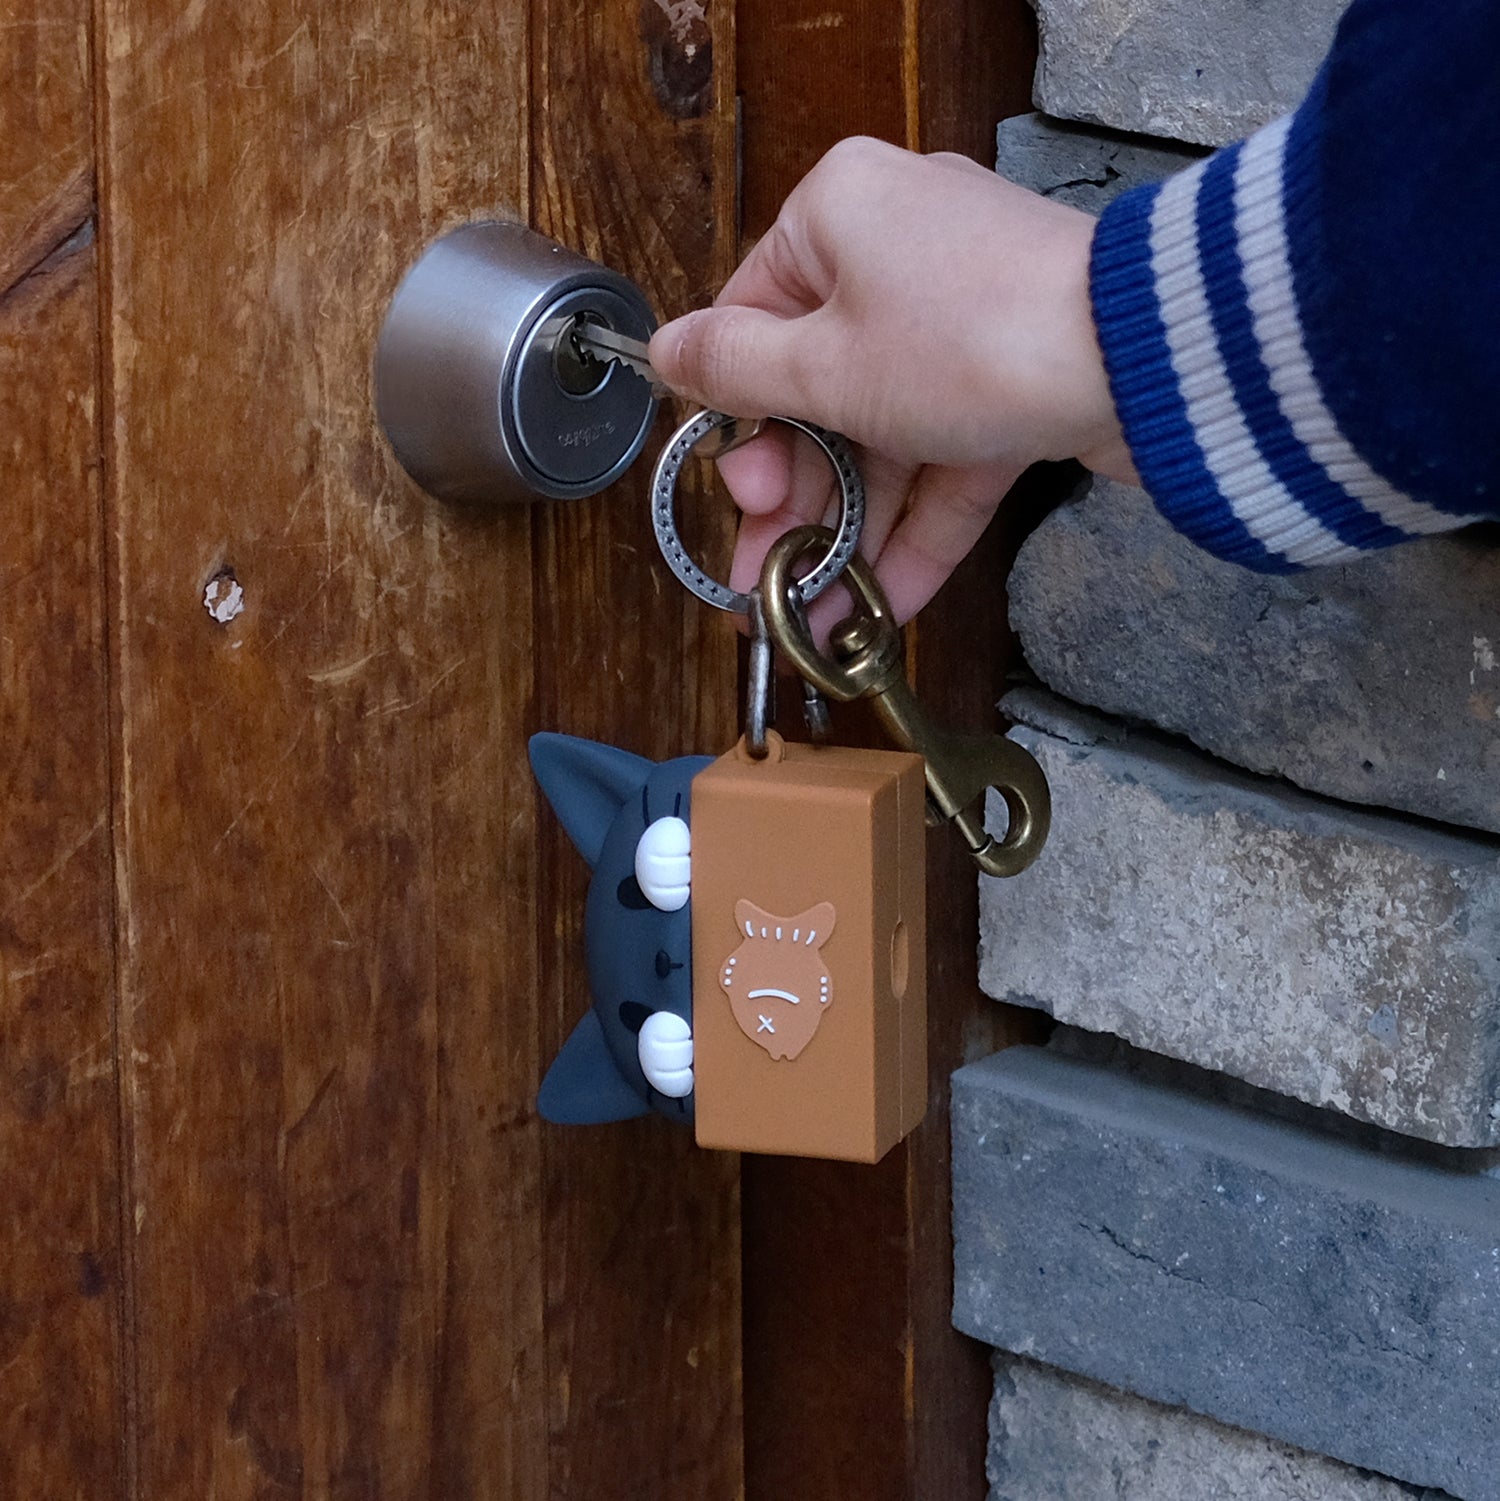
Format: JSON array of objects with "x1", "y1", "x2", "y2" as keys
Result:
[{"x1": 1088, "y1": 0, "x2": 1500, "y2": 570}]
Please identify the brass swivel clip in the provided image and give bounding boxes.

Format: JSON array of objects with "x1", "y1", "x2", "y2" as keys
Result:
[{"x1": 760, "y1": 526, "x2": 1051, "y2": 878}]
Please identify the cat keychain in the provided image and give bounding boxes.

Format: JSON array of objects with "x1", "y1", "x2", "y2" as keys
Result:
[{"x1": 530, "y1": 410, "x2": 1050, "y2": 1163}]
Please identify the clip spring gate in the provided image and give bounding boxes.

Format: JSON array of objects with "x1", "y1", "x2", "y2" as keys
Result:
[{"x1": 760, "y1": 527, "x2": 1051, "y2": 879}]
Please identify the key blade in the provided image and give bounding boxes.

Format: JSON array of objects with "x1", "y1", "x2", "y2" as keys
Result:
[{"x1": 572, "y1": 323, "x2": 670, "y2": 399}]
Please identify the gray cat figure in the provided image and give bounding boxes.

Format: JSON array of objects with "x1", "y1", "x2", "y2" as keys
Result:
[{"x1": 530, "y1": 733, "x2": 713, "y2": 1125}]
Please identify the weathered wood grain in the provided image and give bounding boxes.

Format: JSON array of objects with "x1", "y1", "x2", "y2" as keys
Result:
[
  {"x1": 1, "y1": 238, "x2": 122, "y2": 1501},
  {"x1": 96, "y1": 0, "x2": 549, "y2": 1494},
  {"x1": 736, "y1": 5, "x2": 1044, "y2": 1498},
  {"x1": 737, "y1": 0, "x2": 906, "y2": 242},
  {"x1": 97, "y1": 0, "x2": 742, "y2": 1491},
  {"x1": 0, "y1": 4, "x2": 93, "y2": 295},
  {"x1": 0, "y1": 216, "x2": 120, "y2": 1501},
  {"x1": 529, "y1": 1, "x2": 743, "y2": 1497},
  {"x1": 738, "y1": 0, "x2": 1036, "y2": 239},
  {"x1": 0, "y1": 2, "x2": 123, "y2": 1497}
]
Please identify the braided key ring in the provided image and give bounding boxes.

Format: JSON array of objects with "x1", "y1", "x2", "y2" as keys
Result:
[{"x1": 650, "y1": 410, "x2": 865, "y2": 616}]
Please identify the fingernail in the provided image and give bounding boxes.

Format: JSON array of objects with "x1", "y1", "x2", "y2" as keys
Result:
[{"x1": 651, "y1": 310, "x2": 705, "y2": 375}]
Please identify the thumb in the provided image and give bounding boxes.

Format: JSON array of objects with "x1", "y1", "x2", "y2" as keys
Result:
[{"x1": 650, "y1": 306, "x2": 834, "y2": 423}]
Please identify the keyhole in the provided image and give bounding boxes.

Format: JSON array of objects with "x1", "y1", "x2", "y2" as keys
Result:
[{"x1": 552, "y1": 312, "x2": 611, "y2": 397}]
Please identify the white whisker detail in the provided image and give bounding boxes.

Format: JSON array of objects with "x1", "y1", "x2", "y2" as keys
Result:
[{"x1": 805, "y1": 931, "x2": 816, "y2": 945}]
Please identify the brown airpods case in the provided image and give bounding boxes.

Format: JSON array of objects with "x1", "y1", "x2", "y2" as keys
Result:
[{"x1": 690, "y1": 734, "x2": 927, "y2": 1162}]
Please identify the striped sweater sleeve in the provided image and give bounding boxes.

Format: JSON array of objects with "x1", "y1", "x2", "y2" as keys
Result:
[{"x1": 1088, "y1": 0, "x2": 1500, "y2": 571}]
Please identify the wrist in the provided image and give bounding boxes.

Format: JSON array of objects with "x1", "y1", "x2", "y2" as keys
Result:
[
  {"x1": 1041, "y1": 210, "x2": 1132, "y2": 470},
  {"x1": 969, "y1": 183, "x2": 1133, "y2": 475}
]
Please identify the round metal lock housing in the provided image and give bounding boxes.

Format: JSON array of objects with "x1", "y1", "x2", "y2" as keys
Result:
[{"x1": 375, "y1": 221, "x2": 659, "y2": 504}]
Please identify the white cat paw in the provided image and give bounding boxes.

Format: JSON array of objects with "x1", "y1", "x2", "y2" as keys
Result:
[
  {"x1": 638, "y1": 1009, "x2": 694, "y2": 1098},
  {"x1": 635, "y1": 816, "x2": 691, "y2": 912}
]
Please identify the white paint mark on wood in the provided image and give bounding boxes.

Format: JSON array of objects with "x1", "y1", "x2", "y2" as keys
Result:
[
  {"x1": 204, "y1": 571, "x2": 245, "y2": 624},
  {"x1": 652, "y1": 0, "x2": 706, "y2": 45}
]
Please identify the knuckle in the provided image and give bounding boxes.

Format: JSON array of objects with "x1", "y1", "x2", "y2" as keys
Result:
[{"x1": 820, "y1": 135, "x2": 884, "y2": 174}]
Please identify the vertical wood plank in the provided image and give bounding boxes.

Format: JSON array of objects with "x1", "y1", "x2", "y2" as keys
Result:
[
  {"x1": 0, "y1": 1, "x2": 124, "y2": 1495},
  {"x1": 913, "y1": 0, "x2": 1036, "y2": 165},
  {"x1": 736, "y1": 4, "x2": 1043, "y2": 1498},
  {"x1": 737, "y1": 0, "x2": 906, "y2": 242},
  {"x1": 0, "y1": 1, "x2": 93, "y2": 285},
  {"x1": 529, "y1": 2, "x2": 744, "y2": 1498},
  {"x1": 899, "y1": 477, "x2": 1056, "y2": 1501},
  {"x1": 97, "y1": 0, "x2": 548, "y2": 1494}
]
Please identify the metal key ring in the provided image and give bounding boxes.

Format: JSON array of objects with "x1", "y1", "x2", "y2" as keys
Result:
[{"x1": 651, "y1": 409, "x2": 865, "y2": 615}]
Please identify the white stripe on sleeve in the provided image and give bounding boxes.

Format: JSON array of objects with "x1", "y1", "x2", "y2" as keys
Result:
[
  {"x1": 1235, "y1": 115, "x2": 1487, "y2": 539},
  {"x1": 1147, "y1": 154, "x2": 1349, "y2": 564}
]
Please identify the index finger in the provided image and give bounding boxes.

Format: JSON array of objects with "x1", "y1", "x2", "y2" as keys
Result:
[{"x1": 714, "y1": 217, "x2": 828, "y2": 317}]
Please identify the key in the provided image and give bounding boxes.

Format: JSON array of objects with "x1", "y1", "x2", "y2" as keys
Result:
[
  {"x1": 572, "y1": 318, "x2": 772, "y2": 459},
  {"x1": 569, "y1": 319, "x2": 671, "y2": 398}
]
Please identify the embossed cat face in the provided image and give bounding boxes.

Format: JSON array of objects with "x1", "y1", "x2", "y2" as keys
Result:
[{"x1": 719, "y1": 899, "x2": 836, "y2": 1061}]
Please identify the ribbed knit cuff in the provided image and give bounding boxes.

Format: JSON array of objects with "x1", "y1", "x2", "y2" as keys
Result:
[{"x1": 1089, "y1": 99, "x2": 1480, "y2": 571}]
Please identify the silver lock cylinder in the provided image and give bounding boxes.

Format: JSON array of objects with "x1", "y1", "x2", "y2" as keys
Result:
[{"x1": 375, "y1": 222, "x2": 659, "y2": 504}]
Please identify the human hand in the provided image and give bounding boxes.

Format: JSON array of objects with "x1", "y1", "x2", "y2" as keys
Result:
[{"x1": 648, "y1": 137, "x2": 1137, "y2": 623}]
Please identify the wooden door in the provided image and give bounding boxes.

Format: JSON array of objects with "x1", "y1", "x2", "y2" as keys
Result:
[
  {"x1": 735, "y1": 5, "x2": 1044, "y2": 1499},
  {"x1": 6, "y1": 0, "x2": 740, "y2": 1495},
  {"x1": 5, "y1": 0, "x2": 1041, "y2": 1493}
]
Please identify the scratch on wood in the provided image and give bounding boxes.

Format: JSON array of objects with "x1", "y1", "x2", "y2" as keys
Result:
[
  {"x1": 209, "y1": 729, "x2": 309, "y2": 854},
  {"x1": 283, "y1": 1066, "x2": 340, "y2": 1151},
  {"x1": 0, "y1": 218, "x2": 95, "y2": 315},
  {"x1": 363, "y1": 656, "x2": 472, "y2": 717},
  {"x1": 313, "y1": 866, "x2": 356, "y2": 945},
  {"x1": 307, "y1": 649, "x2": 384, "y2": 687},
  {"x1": 244, "y1": 18, "x2": 310, "y2": 75},
  {"x1": 0, "y1": 164, "x2": 92, "y2": 295},
  {"x1": 787, "y1": 10, "x2": 845, "y2": 27},
  {"x1": 266, "y1": 554, "x2": 354, "y2": 646},
  {"x1": 12, "y1": 815, "x2": 106, "y2": 907}
]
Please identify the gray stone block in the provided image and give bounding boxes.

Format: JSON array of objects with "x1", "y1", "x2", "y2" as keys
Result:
[
  {"x1": 981, "y1": 693, "x2": 1500, "y2": 1147},
  {"x1": 1009, "y1": 478, "x2": 1500, "y2": 836},
  {"x1": 952, "y1": 1047, "x2": 1500, "y2": 1500},
  {"x1": 996, "y1": 113, "x2": 1203, "y2": 214},
  {"x1": 1029, "y1": 0, "x2": 1348, "y2": 147},
  {"x1": 989, "y1": 1354, "x2": 1437, "y2": 1500}
]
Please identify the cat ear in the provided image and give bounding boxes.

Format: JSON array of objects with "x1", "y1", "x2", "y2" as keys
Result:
[
  {"x1": 798, "y1": 901, "x2": 837, "y2": 947},
  {"x1": 733, "y1": 899, "x2": 773, "y2": 937},
  {"x1": 530, "y1": 733, "x2": 653, "y2": 870},
  {"x1": 537, "y1": 1008, "x2": 652, "y2": 1124}
]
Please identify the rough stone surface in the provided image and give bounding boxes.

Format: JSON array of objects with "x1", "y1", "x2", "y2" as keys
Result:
[
  {"x1": 996, "y1": 112, "x2": 1202, "y2": 214},
  {"x1": 1009, "y1": 478, "x2": 1500, "y2": 836},
  {"x1": 952, "y1": 1047, "x2": 1500, "y2": 1500},
  {"x1": 989, "y1": 1355, "x2": 1439, "y2": 1500},
  {"x1": 980, "y1": 692, "x2": 1500, "y2": 1147},
  {"x1": 1028, "y1": 0, "x2": 1348, "y2": 147}
]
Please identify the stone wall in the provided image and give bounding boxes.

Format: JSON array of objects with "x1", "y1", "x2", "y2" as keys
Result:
[{"x1": 954, "y1": 6, "x2": 1500, "y2": 1498}]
